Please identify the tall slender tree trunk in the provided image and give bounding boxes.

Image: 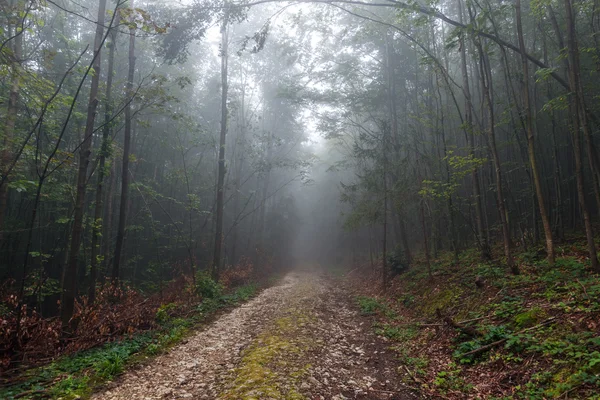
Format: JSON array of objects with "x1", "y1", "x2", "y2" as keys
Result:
[
  {"x1": 113, "y1": 1, "x2": 136, "y2": 280},
  {"x1": 61, "y1": 0, "x2": 107, "y2": 333},
  {"x1": 256, "y1": 128, "x2": 273, "y2": 256},
  {"x1": 101, "y1": 154, "x2": 116, "y2": 281},
  {"x1": 0, "y1": 4, "x2": 23, "y2": 243},
  {"x1": 540, "y1": 25, "x2": 565, "y2": 239},
  {"x1": 564, "y1": 0, "x2": 600, "y2": 272},
  {"x1": 420, "y1": 198, "x2": 432, "y2": 279},
  {"x1": 515, "y1": 0, "x2": 555, "y2": 265},
  {"x1": 458, "y1": 0, "x2": 489, "y2": 259},
  {"x1": 230, "y1": 72, "x2": 247, "y2": 266},
  {"x1": 436, "y1": 76, "x2": 459, "y2": 263},
  {"x1": 477, "y1": 43, "x2": 517, "y2": 275},
  {"x1": 212, "y1": 6, "x2": 229, "y2": 280},
  {"x1": 89, "y1": 28, "x2": 116, "y2": 303},
  {"x1": 382, "y1": 125, "x2": 388, "y2": 292},
  {"x1": 394, "y1": 210, "x2": 412, "y2": 265},
  {"x1": 549, "y1": 3, "x2": 600, "y2": 218}
]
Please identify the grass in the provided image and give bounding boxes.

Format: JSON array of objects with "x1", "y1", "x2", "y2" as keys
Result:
[
  {"x1": 356, "y1": 296, "x2": 397, "y2": 319},
  {"x1": 0, "y1": 283, "x2": 261, "y2": 400}
]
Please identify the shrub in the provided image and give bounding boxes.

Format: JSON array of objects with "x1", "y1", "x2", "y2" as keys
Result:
[
  {"x1": 195, "y1": 272, "x2": 223, "y2": 299},
  {"x1": 155, "y1": 302, "x2": 179, "y2": 324},
  {"x1": 388, "y1": 248, "x2": 410, "y2": 276}
]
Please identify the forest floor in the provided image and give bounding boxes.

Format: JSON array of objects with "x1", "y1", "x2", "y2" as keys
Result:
[
  {"x1": 92, "y1": 269, "x2": 419, "y2": 400},
  {"x1": 345, "y1": 239, "x2": 600, "y2": 399}
]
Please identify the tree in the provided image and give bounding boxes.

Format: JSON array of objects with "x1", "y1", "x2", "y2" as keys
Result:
[
  {"x1": 113, "y1": 1, "x2": 138, "y2": 281},
  {"x1": 61, "y1": 0, "x2": 109, "y2": 333},
  {"x1": 212, "y1": 4, "x2": 230, "y2": 280}
]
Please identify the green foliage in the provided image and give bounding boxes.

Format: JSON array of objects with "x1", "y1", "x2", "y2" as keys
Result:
[
  {"x1": 195, "y1": 271, "x2": 224, "y2": 299},
  {"x1": 374, "y1": 323, "x2": 418, "y2": 342},
  {"x1": 419, "y1": 179, "x2": 458, "y2": 200},
  {"x1": 0, "y1": 334, "x2": 154, "y2": 399},
  {"x1": 454, "y1": 325, "x2": 512, "y2": 364},
  {"x1": 222, "y1": 284, "x2": 258, "y2": 304},
  {"x1": 399, "y1": 293, "x2": 415, "y2": 308},
  {"x1": 8, "y1": 180, "x2": 37, "y2": 193},
  {"x1": 2, "y1": 283, "x2": 260, "y2": 399},
  {"x1": 517, "y1": 249, "x2": 543, "y2": 265},
  {"x1": 475, "y1": 262, "x2": 505, "y2": 280},
  {"x1": 95, "y1": 352, "x2": 125, "y2": 380},
  {"x1": 541, "y1": 94, "x2": 569, "y2": 113},
  {"x1": 395, "y1": 347, "x2": 429, "y2": 377},
  {"x1": 502, "y1": 331, "x2": 600, "y2": 398},
  {"x1": 433, "y1": 362, "x2": 473, "y2": 394},
  {"x1": 446, "y1": 151, "x2": 487, "y2": 180},
  {"x1": 356, "y1": 296, "x2": 396, "y2": 319},
  {"x1": 514, "y1": 307, "x2": 545, "y2": 328},
  {"x1": 49, "y1": 375, "x2": 90, "y2": 398},
  {"x1": 535, "y1": 67, "x2": 558, "y2": 83},
  {"x1": 357, "y1": 236, "x2": 600, "y2": 398},
  {"x1": 197, "y1": 297, "x2": 221, "y2": 315},
  {"x1": 388, "y1": 248, "x2": 410, "y2": 275},
  {"x1": 486, "y1": 296, "x2": 524, "y2": 319},
  {"x1": 155, "y1": 302, "x2": 179, "y2": 324},
  {"x1": 197, "y1": 283, "x2": 258, "y2": 315}
]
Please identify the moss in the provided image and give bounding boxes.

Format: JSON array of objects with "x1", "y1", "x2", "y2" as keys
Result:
[
  {"x1": 420, "y1": 285, "x2": 464, "y2": 317},
  {"x1": 514, "y1": 307, "x2": 546, "y2": 328},
  {"x1": 219, "y1": 304, "x2": 315, "y2": 399},
  {"x1": 552, "y1": 367, "x2": 574, "y2": 384}
]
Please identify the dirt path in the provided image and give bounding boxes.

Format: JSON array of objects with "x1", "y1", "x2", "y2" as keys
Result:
[{"x1": 93, "y1": 271, "x2": 418, "y2": 400}]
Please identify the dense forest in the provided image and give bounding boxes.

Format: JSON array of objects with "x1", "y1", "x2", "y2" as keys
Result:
[{"x1": 1, "y1": 0, "x2": 600, "y2": 398}]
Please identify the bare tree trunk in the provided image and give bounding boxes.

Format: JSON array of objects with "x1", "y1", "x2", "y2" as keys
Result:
[
  {"x1": 395, "y1": 212, "x2": 412, "y2": 265},
  {"x1": 419, "y1": 198, "x2": 432, "y2": 279},
  {"x1": 101, "y1": 154, "x2": 116, "y2": 281},
  {"x1": 89, "y1": 28, "x2": 116, "y2": 304},
  {"x1": 540, "y1": 24, "x2": 565, "y2": 240},
  {"x1": 515, "y1": 0, "x2": 555, "y2": 265},
  {"x1": 458, "y1": 0, "x2": 489, "y2": 260},
  {"x1": 382, "y1": 126, "x2": 388, "y2": 292},
  {"x1": 61, "y1": 0, "x2": 107, "y2": 333},
  {"x1": 230, "y1": 69, "x2": 247, "y2": 266},
  {"x1": 113, "y1": 1, "x2": 137, "y2": 280},
  {"x1": 564, "y1": 0, "x2": 600, "y2": 272},
  {"x1": 477, "y1": 43, "x2": 517, "y2": 275},
  {"x1": 0, "y1": 4, "x2": 22, "y2": 243},
  {"x1": 212, "y1": 6, "x2": 229, "y2": 280},
  {"x1": 256, "y1": 130, "x2": 273, "y2": 254},
  {"x1": 436, "y1": 75, "x2": 459, "y2": 263}
]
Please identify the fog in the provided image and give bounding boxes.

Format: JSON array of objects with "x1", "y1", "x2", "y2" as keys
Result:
[{"x1": 1, "y1": 0, "x2": 598, "y2": 329}]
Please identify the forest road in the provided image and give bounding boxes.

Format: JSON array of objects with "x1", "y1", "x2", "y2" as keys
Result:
[{"x1": 93, "y1": 269, "x2": 420, "y2": 400}]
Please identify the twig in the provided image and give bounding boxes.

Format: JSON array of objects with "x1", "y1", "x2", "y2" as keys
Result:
[
  {"x1": 436, "y1": 308, "x2": 479, "y2": 337},
  {"x1": 14, "y1": 389, "x2": 49, "y2": 399},
  {"x1": 368, "y1": 388, "x2": 406, "y2": 393},
  {"x1": 576, "y1": 279, "x2": 589, "y2": 299},
  {"x1": 459, "y1": 317, "x2": 557, "y2": 357},
  {"x1": 403, "y1": 365, "x2": 422, "y2": 383},
  {"x1": 492, "y1": 286, "x2": 507, "y2": 300},
  {"x1": 457, "y1": 315, "x2": 492, "y2": 325}
]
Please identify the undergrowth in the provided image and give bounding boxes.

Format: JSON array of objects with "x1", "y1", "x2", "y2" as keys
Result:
[
  {"x1": 349, "y1": 238, "x2": 600, "y2": 399},
  {"x1": 0, "y1": 282, "x2": 260, "y2": 400}
]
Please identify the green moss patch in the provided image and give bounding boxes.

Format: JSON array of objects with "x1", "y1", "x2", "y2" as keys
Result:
[{"x1": 219, "y1": 292, "x2": 317, "y2": 399}]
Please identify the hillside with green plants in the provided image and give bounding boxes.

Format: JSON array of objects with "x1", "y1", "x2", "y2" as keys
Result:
[
  {"x1": 0, "y1": 273, "x2": 261, "y2": 400},
  {"x1": 346, "y1": 238, "x2": 600, "y2": 399}
]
